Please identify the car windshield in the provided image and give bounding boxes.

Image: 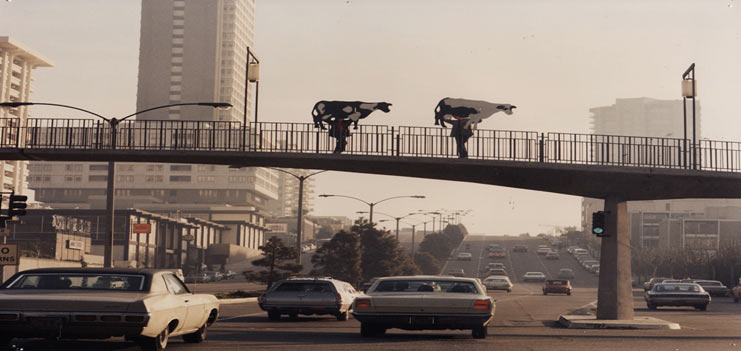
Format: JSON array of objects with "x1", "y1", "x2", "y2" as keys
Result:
[
  {"x1": 273, "y1": 282, "x2": 334, "y2": 293},
  {"x1": 655, "y1": 284, "x2": 701, "y2": 292},
  {"x1": 6, "y1": 273, "x2": 146, "y2": 291},
  {"x1": 373, "y1": 280, "x2": 478, "y2": 294}
]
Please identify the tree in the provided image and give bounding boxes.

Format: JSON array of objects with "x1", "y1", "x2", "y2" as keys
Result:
[
  {"x1": 414, "y1": 251, "x2": 441, "y2": 275},
  {"x1": 243, "y1": 237, "x2": 302, "y2": 288},
  {"x1": 354, "y1": 220, "x2": 416, "y2": 282},
  {"x1": 310, "y1": 231, "x2": 363, "y2": 286},
  {"x1": 418, "y1": 232, "x2": 453, "y2": 261},
  {"x1": 315, "y1": 225, "x2": 335, "y2": 240}
]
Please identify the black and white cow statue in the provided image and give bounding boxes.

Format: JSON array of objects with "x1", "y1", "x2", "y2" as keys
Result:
[
  {"x1": 434, "y1": 98, "x2": 516, "y2": 129},
  {"x1": 312, "y1": 101, "x2": 392, "y2": 130}
]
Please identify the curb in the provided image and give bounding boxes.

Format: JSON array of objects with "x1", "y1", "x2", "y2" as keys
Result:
[
  {"x1": 218, "y1": 297, "x2": 258, "y2": 305},
  {"x1": 558, "y1": 315, "x2": 680, "y2": 330}
]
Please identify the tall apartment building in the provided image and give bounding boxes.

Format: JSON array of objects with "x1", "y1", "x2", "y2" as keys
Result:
[
  {"x1": 581, "y1": 97, "x2": 703, "y2": 235},
  {"x1": 0, "y1": 36, "x2": 53, "y2": 196},
  {"x1": 270, "y1": 169, "x2": 317, "y2": 217},
  {"x1": 29, "y1": 0, "x2": 281, "y2": 214}
]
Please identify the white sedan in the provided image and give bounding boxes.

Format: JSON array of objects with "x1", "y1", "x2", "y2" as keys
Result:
[
  {"x1": 0, "y1": 268, "x2": 220, "y2": 351},
  {"x1": 456, "y1": 252, "x2": 473, "y2": 261},
  {"x1": 522, "y1": 272, "x2": 547, "y2": 282},
  {"x1": 482, "y1": 275, "x2": 513, "y2": 292}
]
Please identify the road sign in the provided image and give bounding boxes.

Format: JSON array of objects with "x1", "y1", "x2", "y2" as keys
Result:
[
  {"x1": 0, "y1": 245, "x2": 18, "y2": 265},
  {"x1": 133, "y1": 223, "x2": 152, "y2": 234}
]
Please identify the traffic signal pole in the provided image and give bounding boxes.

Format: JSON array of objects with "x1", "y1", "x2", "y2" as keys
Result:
[{"x1": 596, "y1": 197, "x2": 634, "y2": 320}]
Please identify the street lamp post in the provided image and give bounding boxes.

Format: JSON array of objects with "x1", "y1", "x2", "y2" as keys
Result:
[
  {"x1": 318, "y1": 194, "x2": 425, "y2": 224},
  {"x1": 681, "y1": 63, "x2": 697, "y2": 169},
  {"x1": 358, "y1": 210, "x2": 419, "y2": 241},
  {"x1": 244, "y1": 47, "x2": 260, "y2": 151},
  {"x1": 269, "y1": 168, "x2": 328, "y2": 264},
  {"x1": 0, "y1": 101, "x2": 231, "y2": 268}
]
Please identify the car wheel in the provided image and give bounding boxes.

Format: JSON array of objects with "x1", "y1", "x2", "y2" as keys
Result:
[
  {"x1": 360, "y1": 323, "x2": 382, "y2": 337},
  {"x1": 696, "y1": 305, "x2": 708, "y2": 311},
  {"x1": 471, "y1": 326, "x2": 487, "y2": 339},
  {"x1": 647, "y1": 303, "x2": 657, "y2": 310},
  {"x1": 182, "y1": 322, "x2": 207, "y2": 343},
  {"x1": 267, "y1": 311, "x2": 281, "y2": 321},
  {"x1": 567, "y1": 291, "x2": 571, "y2": 296},
  {"x1": 507, "y1": 289, "x2": 511, "y2": 293},
  {"x1": 139, "y1": 327, "x2": 168, "y2": 351},
  {"x1": 336, "y1": 310, "x2": 349, "y2": 321}
]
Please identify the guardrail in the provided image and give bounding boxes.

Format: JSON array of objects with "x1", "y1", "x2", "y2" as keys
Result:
[{"x1": 0, "y1": 118, "x2": 738, "y2": 172}]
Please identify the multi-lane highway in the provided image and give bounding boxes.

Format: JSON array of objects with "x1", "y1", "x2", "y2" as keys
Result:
[{"x1": 11, "y1": 236, "x2": 741, "y2": 351}]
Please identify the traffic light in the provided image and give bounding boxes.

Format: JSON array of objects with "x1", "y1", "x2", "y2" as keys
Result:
[
  {"x1": 8, "y1": 193, "x2": 27, "y2": 217},
  {"x1": 592, "y1": 211, "x2": 606, "y2": 236}
]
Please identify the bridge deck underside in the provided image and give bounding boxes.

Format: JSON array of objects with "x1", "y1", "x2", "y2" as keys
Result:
[{"x1": 2, "y1": 148, "x2": 739, "y2": 201}]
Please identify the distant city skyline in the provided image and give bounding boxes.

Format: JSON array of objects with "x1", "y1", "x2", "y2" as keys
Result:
[{"x1": 1, "y1": 0, "x2": 738, "y2": 235}]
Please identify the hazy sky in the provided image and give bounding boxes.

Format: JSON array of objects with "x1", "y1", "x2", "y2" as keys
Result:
[{"x1": 1, "y1": 0, "x2": 739, "y2": 235}]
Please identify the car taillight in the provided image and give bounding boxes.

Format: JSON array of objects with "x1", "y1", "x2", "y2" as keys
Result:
[
  {"x1": 473, "y1": 300, "x2": 491, "y2": 310},
  {"x1": 336, "y1": 293, "x2": 343, "y2": 304},
  {"x1": 355, "y1": 298, "x2": 371, "y2": 308}
]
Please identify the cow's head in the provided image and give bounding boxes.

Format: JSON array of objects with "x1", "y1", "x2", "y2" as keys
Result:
[
  {"x1": 497, "y1": 104, "x2": 517, "y2": 115},
  {"x1": 376, "y1": 102, "x2": 392, "y2": 113}
]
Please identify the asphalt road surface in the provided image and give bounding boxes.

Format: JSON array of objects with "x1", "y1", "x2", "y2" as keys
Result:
[{"x1": 11, "y1": 236, "x2": 741, "y2": 351}]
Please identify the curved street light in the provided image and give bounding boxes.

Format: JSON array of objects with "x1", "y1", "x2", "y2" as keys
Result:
[
  {"x1": 269, "y1": 168, "x2": 328, "y2": 264},
  {"x1": 318, "y1": 194, "x2": 425, "y2": 224},
  {"x1": 357, "y1": 210, "x2": 419, "y2": 241},
  {"x1": 0, "y1": 101, "x2": 232, "y2": 267}
]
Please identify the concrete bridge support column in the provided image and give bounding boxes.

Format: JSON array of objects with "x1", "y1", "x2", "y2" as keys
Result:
[{"x1": 596, "y1": 197, "x2": 635, "y2": 320}]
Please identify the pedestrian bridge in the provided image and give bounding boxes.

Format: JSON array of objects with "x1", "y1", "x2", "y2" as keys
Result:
[{"x1": 1, "y1": 118, "x2": 741, "y2": 200}]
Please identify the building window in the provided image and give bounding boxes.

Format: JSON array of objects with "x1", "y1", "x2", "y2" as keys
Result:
[
  {"x1": 145, "y1": 175, "x2": 164, "y2": 183},
  {"x1": 170, "y1": 165, "x2": 192, "y2": 172},
  {"x1": 89, "y1": 164, "x2": 108, "y2": 171},
  {"x1": 146, "y1": 164, "x2": 164, "y2": 172},
  {"x1": 169, "y1": 175, "x2": 191, "y2": 182},
  {"x1": 65, "y1": 164, "x2": 83, "y2": 172},
  {"x1": 89, "y1": 175, "x2": 108, "y2": 182}
]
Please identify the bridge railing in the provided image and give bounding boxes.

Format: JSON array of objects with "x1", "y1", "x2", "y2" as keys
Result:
[
  {"x1": 3, "y1": 118, "x2": 741, "y2": 172},
  {"x1": 546, "y1": 133, "x2": 686, "y2": 169}
]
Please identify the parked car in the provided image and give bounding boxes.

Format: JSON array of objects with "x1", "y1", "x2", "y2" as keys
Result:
[
  {"x1": 185, "y1": 272, "x2": 211, "y2": 284},
  {"x1": 512, "y1": 245, "x2": 528, "y2": 252},
  {"x1": 557, "y1": 268, "x2": 575, "y2": 279},
  {"x1": 457, "y1": 252, "x2": 473, "y2": 261},
  {"x1": 543, "y1": 279, "x2": 572, "y2": 295},
  {"x1": 482, "y1": 275, "x2": 513, "y2": 292},
  {"x1": 644, "y1": 277, "x2": 671, "y2": 291},
  {"x1": 352, "y1": 276, "x2": 494, "y2": 338},
  {"x1": 447, "y1": 269, "x2": 466, "y2": 277},
  {"x1": 204, "y1": 271, "x2": 223, "y2": 282},
  {"x1": 691, "y1": 280, "x2": 730, "y2": 297},
  {"x1": 644, "y1": 283, "x2": 711, "y2": 310},
  {"x1": 522, "y1": 272, "x2": 546, "y2": 282},
  {"x1": 536, "y1": 247, "x2": 550, "y2": 256},
  {"x1": 258, "y1": 277, "x2": 360, "y2": 321},
  {"x1": 545, "y1": 251, "x2": 559, "y2": 260},
  {"x1": 0, "y1": 268, "x2": 219, "y2": 351}
]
